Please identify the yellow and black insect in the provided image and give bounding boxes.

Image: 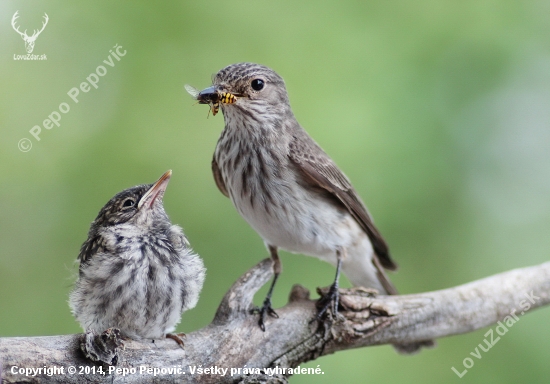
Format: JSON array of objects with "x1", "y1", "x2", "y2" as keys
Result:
[
  {"x1": 184, "y1": 84, "x2": 237, "y2": 117},
  {"x1": 218, "y1": 91, "x2": 237, "y2": 105}
]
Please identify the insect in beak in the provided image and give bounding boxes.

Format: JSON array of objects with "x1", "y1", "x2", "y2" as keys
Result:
[{"x1": 184, "y1": 84, "x2": 238, "y2": 117}]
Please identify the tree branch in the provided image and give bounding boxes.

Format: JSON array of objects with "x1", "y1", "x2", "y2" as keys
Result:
[{"x1": 1, "y1": 260, "x2": 549, "y2": 383}]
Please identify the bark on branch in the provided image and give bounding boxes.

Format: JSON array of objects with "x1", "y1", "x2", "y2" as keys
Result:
[{"x1": 1, "y1": 260, "x2": 549, "y2": 383}]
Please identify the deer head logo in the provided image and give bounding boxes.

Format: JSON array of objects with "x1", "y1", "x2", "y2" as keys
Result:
[{"x1": 11, "y1": 11, "x2": 49, "y2": 54}]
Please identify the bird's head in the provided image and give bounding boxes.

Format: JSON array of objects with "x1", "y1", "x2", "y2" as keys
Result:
[
  {"x1": 91, "y1": 170, "x2": 172, "y2": 230},
  {"x1": 198, "y1": 63, "x2": 291, "y2": 119}
]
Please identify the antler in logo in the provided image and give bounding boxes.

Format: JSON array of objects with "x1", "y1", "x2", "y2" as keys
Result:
[{"x1": 11, "y1": 11, "x2": 49, "y2": 53}]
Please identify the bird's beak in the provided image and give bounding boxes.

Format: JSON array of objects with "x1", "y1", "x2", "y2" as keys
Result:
[
  {"x1": 197, "y1": 86, "x2": 218, "y2": 105},
  {"x1": 138, "y1": 170, "x2": 172, "y2": 210}
]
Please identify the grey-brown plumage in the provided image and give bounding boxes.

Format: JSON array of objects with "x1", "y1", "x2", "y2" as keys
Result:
[
  {"x1": 196, "y1": 63, "x2": 432, "y2": 352},
  {"x1": 69, "y1": 171, "x2": 205, "y2": 345}
]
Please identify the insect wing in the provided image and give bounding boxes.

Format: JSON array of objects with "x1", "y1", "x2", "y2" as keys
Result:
[{"x1": 184, "y1": 84, "x2": 200, "y2": 99}]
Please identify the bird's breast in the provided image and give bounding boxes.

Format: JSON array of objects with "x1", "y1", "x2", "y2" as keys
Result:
[{"x1": 215, "y1": 129, "x2": 360, "y2": 255}]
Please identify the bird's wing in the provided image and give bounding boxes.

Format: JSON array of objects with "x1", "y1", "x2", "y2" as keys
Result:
[
  {"x1": 77, "y1": 234, "x2": 103, "y2": 264},
  {"x1": 212, "y1": 156, "x2": 229, "y2": 197},
  {"x1": 288, "y1": 133, "x2": 397, "y2": 271}
]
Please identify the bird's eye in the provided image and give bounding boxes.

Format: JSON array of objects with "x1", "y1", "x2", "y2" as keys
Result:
[
  {"x1": 251, "y1": 79, "x2": 265, "y2": 91},
  {"x1": 122, "y1": 198, "x2": 135, "y2": 209}
]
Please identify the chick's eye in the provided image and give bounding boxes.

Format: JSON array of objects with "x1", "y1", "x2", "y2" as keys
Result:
[
  {"x1": 122, "y1": 199, "x2": 135, "y2": 209},
  {"x1": 251, "y1": 79, "x2": 265, "y2": 91}
]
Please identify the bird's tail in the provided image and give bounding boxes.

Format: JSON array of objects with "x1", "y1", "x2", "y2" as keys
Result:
[{"x1": 341, "y1": 243, "x2": 397, "y2": 295}]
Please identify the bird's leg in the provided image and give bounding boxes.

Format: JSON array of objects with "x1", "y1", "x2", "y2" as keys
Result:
[
  {"x1": 166, "y1": 332, "x2": 186, "y2": 348},
  {"x1": 315, "y1": 248, "x2": 344, "y2": 321},
  {"x1": 255, "y1": 245, "x2": 281, "y2": 331}
]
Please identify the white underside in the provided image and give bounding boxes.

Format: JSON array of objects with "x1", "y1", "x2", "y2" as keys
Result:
[{"x1": 229, "y1": 175, "x2": 387, "y2": 293}]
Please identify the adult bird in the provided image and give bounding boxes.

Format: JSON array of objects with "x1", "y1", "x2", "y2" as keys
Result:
[{"x1": 191, "y1": 63, "x2": 432, "y2": 352}]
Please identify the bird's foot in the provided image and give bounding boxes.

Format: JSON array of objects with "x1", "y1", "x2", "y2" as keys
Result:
[
  {"x1": 166, "y1": 332, "x2": 186, "y2": 348},
  {"x1": 252, "y1": 296, "x2": 279, "y2": 331},
  {"x1": 313, "y1": 282, "x2": 344, "y2": 323}
]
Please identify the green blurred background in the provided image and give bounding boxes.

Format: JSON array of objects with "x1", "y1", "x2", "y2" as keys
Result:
[{"x1": 2, "y1": 0, "x2": 550, "y2": 382}]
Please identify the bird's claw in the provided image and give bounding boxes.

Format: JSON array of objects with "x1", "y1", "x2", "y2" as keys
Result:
[
  {"x1": 166, "y1": 332, "x2": 186, "y2": 348},
  {"x1": 312, "y1": 283, "x2": 342, "y2": 323},
  {"x1": 252, "y1": 297, "x2": 279, "y2": 331}
]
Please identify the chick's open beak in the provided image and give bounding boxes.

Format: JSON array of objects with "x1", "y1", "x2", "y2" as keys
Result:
[{"x1": 138, "y1": 170, "x2": 172, "y2": 209}]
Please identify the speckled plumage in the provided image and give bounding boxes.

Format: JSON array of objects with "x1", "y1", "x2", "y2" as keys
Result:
[
  {"x1": 205, "y1": 63, "x2": 397, "y2": 297},
  {"x1": 69, "y1": 171, "x2": 205, "y2": 342}
]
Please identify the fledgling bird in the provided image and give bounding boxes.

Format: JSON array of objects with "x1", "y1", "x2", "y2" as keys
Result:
[
  {"x1": 69, "y1": 170, "x2": 205, "y2": 346},
  {"x1": 190, "y1": 63, "x2": 432, "y2": 352}
]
